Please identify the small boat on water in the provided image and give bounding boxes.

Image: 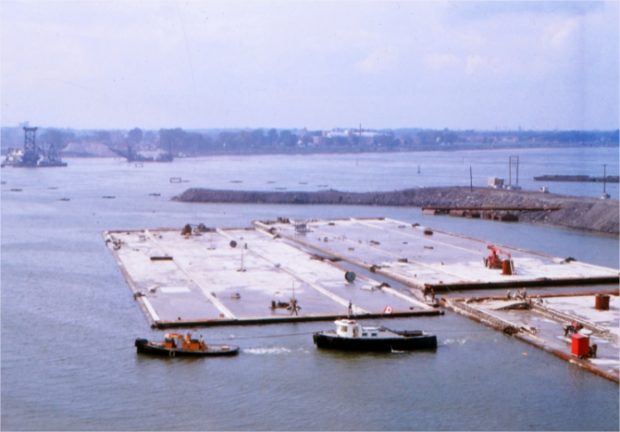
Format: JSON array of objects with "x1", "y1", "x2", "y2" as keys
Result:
[
  {"x1": 135, "y1": 333, "x2": 239, "y2": 357},
  {"x1": 313, "y1": 319, "x2": 437, "y2": 352}
]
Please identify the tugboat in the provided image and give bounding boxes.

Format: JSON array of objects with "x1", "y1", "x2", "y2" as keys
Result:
[
  {"x1": 135, "y1": 333, "x2": 239, "y2": 357},
  {"x1": 313, "y1": 319, "x2": 437, "y2": 352}
]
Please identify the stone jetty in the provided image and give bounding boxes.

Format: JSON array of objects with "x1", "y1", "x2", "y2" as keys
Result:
[{"x1": 174, "y1": 187, "x2": 619, "y2": 235}]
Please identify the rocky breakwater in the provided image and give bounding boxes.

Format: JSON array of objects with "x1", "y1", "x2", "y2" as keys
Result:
[{"x1": 174, "y1": 187, "x2": 619, "y2": 235}]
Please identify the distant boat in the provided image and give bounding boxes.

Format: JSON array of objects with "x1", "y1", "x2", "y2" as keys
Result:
[
  {"x1": 135, "y1": 333, "x2": 239, "y2": 357},
  {"x1": 534, "y1": 175, "x2": 619, "y2": 183},
  {"x1": 313, "y1": 319, "x2": 437, "y2": 352}
]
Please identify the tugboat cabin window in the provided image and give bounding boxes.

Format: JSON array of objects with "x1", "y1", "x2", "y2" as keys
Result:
[
  {"x1": 362, "y1": 333, "x2": 368, "y2": 336},
  {"x1": 339, "y1": 325, "x2": 348, "y2": 333},
  {"x1": 371, "y1": 333, "x2": 377, "y2": 337}
]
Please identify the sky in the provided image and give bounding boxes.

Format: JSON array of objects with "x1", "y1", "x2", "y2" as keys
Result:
[{"x1": 0, "y1": 0, "x2": 618, "y2": 131}]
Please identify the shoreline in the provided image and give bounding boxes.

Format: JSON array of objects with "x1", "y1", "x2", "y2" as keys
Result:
[
  {"x1": 173, "y1": 186, "x2": 619, "y2": 235},
  {"x1": 7, "y1": 142, "x2": 617, "y2": 159}
]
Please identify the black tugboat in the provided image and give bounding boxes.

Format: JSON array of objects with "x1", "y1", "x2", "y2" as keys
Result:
[
  {"x1": 135, "y1": 333, "x2": 239, "y2": 357},
  {"x1": 313, "y1": 319, "x2": 437, "y2": 352}
]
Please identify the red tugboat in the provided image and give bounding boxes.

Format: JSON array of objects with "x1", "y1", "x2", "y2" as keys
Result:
[{"x1": 135, "y1": 333, "x2": 239, "y2": 357}]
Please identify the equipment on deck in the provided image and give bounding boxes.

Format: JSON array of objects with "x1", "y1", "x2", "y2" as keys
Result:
[{"x1": 485, "y1": 245, "x2": 514, "y2": 275}]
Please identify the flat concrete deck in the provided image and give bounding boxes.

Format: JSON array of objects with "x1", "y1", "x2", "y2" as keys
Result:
[
  {"x1": 444, "y1": 293, "x2": 620, "y2": 382},
  {"x1": 256, "y1": 217, "x2": 619, "y2": 291},
  {"x1": 104, "y1": 227, "x2": 437, "y2": 328}
]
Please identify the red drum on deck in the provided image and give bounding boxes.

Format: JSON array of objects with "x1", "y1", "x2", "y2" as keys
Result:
[{"x1": 571, "y1": 333, "x2": 590, "y2": 357}]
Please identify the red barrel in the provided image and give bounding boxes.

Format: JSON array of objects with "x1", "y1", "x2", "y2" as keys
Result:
[
  {"x1": 595, "y1": 294, "x2": 610, "y2": 311},
  {"x1": 571, "y1": 333, "x2": 590, "y2": 357},
  {"x1": 501, "y1": 259, "x2": 513, "y2": 275}
]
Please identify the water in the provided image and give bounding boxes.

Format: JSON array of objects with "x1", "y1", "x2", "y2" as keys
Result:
[
  {"x1": 1, "y1": 148, "x2": 618, "y2": 430},
  {"x1": 163, "y1": 146, "x2": 617, "y2": 197}
]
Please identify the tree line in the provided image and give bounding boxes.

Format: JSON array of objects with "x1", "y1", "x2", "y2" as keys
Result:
[{"x1": 1, "y1": 126, "x2": 618, "y2": 157}]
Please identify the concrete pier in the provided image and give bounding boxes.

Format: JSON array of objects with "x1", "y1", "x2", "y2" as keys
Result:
[
  {"x1": 443, "y1": 291, "x2": 620, "y2": 383},
  {"x1": 256, "y1": 217, "x2": 619, "y2": 292},
  {"x1": 106, "y1": 217, "x2": 618, "y2": 328},
  {"x1": 104, "y1": 226, "x2": 438, "y2": 328}
]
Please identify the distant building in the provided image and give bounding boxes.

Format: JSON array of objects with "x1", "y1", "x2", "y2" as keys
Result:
[
  {"x1": 324, "y1": 128, "x2": 390, "y2": 139},
  {"x1": 488, "y1": 177, "x2": 505, "y2": 189}
]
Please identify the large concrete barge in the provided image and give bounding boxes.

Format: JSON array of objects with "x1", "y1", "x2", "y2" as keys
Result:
[
  {"x1": 104, "y1": 223, "x2": 439, "y2": 329},
  {"x1": 105, "y1": 217, "x2": 619, "y2": 381},
  {"x1": 255, "y1": 217, "x2": 618, "y2": 292},
  {"x1": 105, "y1": 217, "x2": 617, "y2": 326},
  {"x1": 443, "y1": 292, "x2": 619, "y2": 382}
]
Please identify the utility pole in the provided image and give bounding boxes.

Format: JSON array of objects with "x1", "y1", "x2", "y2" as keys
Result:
[
  {"x1": 508, "y1": 155, "x2": 519, "y2": 188},
  {"x1": 601, "y1": 164, "x2": 610, "y2": 199}
]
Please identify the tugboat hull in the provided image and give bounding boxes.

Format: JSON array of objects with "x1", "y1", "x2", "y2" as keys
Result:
[
  {"x1": 135, "y1": 338, "x2": 239, "y2": 357},
  {"x1": 313, "y1": 332, "x2": 437, "y2": 352}
]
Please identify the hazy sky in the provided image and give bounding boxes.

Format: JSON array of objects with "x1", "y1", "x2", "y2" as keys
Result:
[{"x1": 1, "y1": 0, "x2": 618, "y2": 130}]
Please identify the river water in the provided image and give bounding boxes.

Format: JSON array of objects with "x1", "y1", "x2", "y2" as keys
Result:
[{"x1": 1, "y1": 147, "x2": 618, "y2": 430}]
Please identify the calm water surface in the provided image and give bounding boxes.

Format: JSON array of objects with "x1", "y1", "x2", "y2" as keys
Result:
[{"x1": 1, "y1": 148, "x2": 618, "y2": 430}]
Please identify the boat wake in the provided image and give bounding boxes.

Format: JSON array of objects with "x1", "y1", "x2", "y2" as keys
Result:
[
  {"x1": 441, "y1": 337, "x2": 469, "y2": 346},
  {"x1": 243, "y1": 347, "x2": 293, "y2": 355}
]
